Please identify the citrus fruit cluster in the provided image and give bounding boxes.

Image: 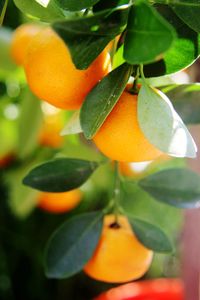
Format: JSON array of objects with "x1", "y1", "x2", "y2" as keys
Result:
[{"x1": 10, "y1": 23, "x2": 163, "y2": 283}]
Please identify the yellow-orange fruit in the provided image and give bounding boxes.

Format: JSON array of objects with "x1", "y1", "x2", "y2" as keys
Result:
[
  {"x1": 84, "y1": 215, "x2": 153, "y2": 283},
  {"x1": 10, "y1": 23, "x2": 42, "y2": 65},
  {"x1": 39, "y1": 112, "x2": 64, "y2": 148},
  {"x1": 38, "y1": 189, "x2": 82, "y2": 213},
  {"x1": 24, "y1": 27, "x2": 111, "y2": 110},
  {"x1": 93, "y1": 91, "x2": 162, "y2": 162}
]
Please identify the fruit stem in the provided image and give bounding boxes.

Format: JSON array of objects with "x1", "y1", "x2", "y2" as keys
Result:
[
  {"x1": 113, "y1": 161, "x2": 121, "y2": 223},
  {"x1": 0, "y1": 0, "x2": 9, "y2": 26}
]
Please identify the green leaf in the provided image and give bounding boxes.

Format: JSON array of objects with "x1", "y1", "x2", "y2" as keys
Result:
[
  {"x1": 13, "y1": 0, "x2": 65, "y2": 21},
  {"x1": 172, "y1": 1, "x2": 200, "y2": 33},
  {"x1": 17, "y1": 88, "x2": 43, "y2": 160},
  {"x1": 129, "y1": 217, "x2": 173, "y2": 253},
  {"x1": 163, "y1": 84, "x2": 200, "y2": 124},
  {"x1": 80, "y1": 63, "x2": 132, "y2": 139},
  {"x1": 52, "y1": 5, "x2": 129, "y2": 69},
  {"x1": 124, "y1": 1, "x2": 176, "y2": 65},
  {"x1": 45, "y1": 211, "x2": 103, "y2": 278},
  {"x1": 139, "y1": 168, "x2": 200, "y2": 208},
  {"x1": 138, "y1": 83, "x2": 197, "y2": 158},
  {"x1": 0, "y1": 27, "x2": 16, "y2": 72},
  {"x1": 56, "y1": 0, "x2": 100, "y2": 11},
  {"x1": 61, "y1": 111, "x2": 82, "y2": 136},
  {"x1": 144, "y1": 5, "x2": 200, "y2": 77},
  {"x1": 23, "y1": 158, "x2": 99, "y2": 192}
]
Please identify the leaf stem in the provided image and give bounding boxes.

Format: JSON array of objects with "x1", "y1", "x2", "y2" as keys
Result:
[{"x1": 0, "y1": 0, "x2": 9, "y2": 26}]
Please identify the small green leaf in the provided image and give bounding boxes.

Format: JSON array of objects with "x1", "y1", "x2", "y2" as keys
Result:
[
  {"x1": 18, "y1": 87, "x2": 43, "y2": 159},
  {"x1": 56, "y1": 0, "x2": 100, "y2": 11},
  {"x1": 0, "y1": 27, "x2": 16, "y2": 71},
  {"x1": 61, "y1": 111, "x2": 82, "y2": 136},
  {"x1": 138, "y1": 84, "x2": 197, "y2": 158},
  {"x1": 52, "y1": 5, "x2": 129, "y2": 69},
  {"x1": 23, "y1": 158, "x2": 99, "y2": 192},
  {"x1": 45, "y1": 211, "x2": 103, "y2": 278},
  {"x1": 139, "y1": 168, "x2": 200, "y2": 208},
  {"x1": 80, "y1": 63, "x2": 132, "y2": 139},
  {"x1": 13, "y1": 0, "x2": 66, "y2": 22},
  {"x1": 124, "y1": 1, "x2": 176, "y2": 64},
  {"x1": 172, "y1": 1, "x2": 200, "y2": 33},
  {"x1": 129, "y1": 217, "x2": 173, "y2": 253},
  {"x1": 163, "y1": 84, "x2": 200, "y2": 124},
  {"x1": 143, "y1": 5, "x2": 200, "y2": 77}
]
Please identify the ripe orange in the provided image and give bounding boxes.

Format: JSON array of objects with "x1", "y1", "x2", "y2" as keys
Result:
[
  {"x1": 10, "y1": 23, "x2": 42, "y2": 65},
  {"x1": 84, "y1": 214, "x2": 153, "y2": 283},
  {"x1": 39, "y1": 111, "x2": 64, "y2": 148},
  {"x1": 93, "y1": 90, "x2": 162, "y2": 162},
  {"x1": 24, "y1": 27, "x2": 111, "y2": 110},
  {"x1": 94, "y1": 278, "x2": 184, "y2": 300},
  {"x1": 37, "y1": 189, "x2": 82, "y2": 213}
]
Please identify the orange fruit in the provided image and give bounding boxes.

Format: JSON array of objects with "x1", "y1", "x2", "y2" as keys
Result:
[
  {"x1": 10, "y1": 23, "x2": 42, "y2": 65},
  {"x1": 38, "y1": 189, "x2": 82, "y2": 213},
  {"x1": 24, "y1": 27, "x2": 111, "y2": 110},
  {"x1": 84, "y1": 214, "x2": 153, "y2": 283},
  {"x1": 39, "y1": 111, "x2": 64, "y2": 148},
  {"x1": 93, "y1": 90, "x2": 162, "y2": 162}
]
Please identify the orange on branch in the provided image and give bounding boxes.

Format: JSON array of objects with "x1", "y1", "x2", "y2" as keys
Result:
[
  {"x1": 10, "y1": 23, "x2": 42, "y2": 65},
  {"x1": 93, "y1": 90, "x2": 162, "y2": 162},
  {"x1": 24, "y1": 27, "x2": 111, "y2": 110},
  {"x1": 37, "y1": 189, "x2": 82, "y2": 213},
  {"x1": 84, "y1": 215, "x2": 153, "y2": 283}
]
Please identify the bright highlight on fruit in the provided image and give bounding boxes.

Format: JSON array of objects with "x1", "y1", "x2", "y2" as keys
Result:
[
  {"x1": 84, "y1": 214, "x2": 153, "y2": 283},
  {"x1": 10, "y1": 23, "x2": 42, "y2": 65},
  {"x1": 38, "y1": 189, "x2": 82, "y2": 213},
  {"x1": 93, "y1": 90, "x2": 162, "y2": 162},
  {"x1": 24, "y1": 27, "x2": 111, "y2": 110}
]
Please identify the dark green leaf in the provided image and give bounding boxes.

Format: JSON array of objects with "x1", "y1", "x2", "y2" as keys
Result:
[
  {"x1": 172, "y1": 0, "x2": 200, "y2": 33},
  {"x1": 18, "y1": 88, "x2": 43, "y2": 159},
  {"x1": 56, "y1": 0, "x2": 100, "y2": 11},
  {"x1": 138, "y1": 84, "x2": 197, "y2": 158},
  {"x1": 45, "y1": 212, "x2": 103, "y2": 278},
  {"x1": 80, "y1": 63, "x2": 132, "y2": 139},
  {"x1": 129, "y1": 217, "x2": 173, "y2": 253},
  {"x1": 163, "y1": 84, "x2": 200, "y2": 124},
  {"x1": 144, "y1": 5, "x2": 200, "y2": 77},
  {"x1": 124, "y1": 1, "x2": 176, "y2": 64},
  {"x1": 93, "y1": 0, "x2": 129, "y2": 12},
  {"x1": 13, "y1": 0, "x2": 66, "y2": 22},
  {"x1": 23, "y1": 158, "x2": 99, "y2": 192},
  {"x1": 139, "y1": 168, "x2": 200, "y2": 208},
  {"x1": 52, "y1": 5, "x2": 130, "y2": 69}
]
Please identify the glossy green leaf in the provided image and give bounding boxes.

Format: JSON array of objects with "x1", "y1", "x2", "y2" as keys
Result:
[
  {"x1": 129, "y1": 217, "x2": 173, "y2": 253},
  {"x1": 172, "y1": 1, "x2": 200, "y2": 33},
  {"x1": 80, "y1": 63, "x2": 132, "y2": 139},
  {"x1": 144, "y1": 5, "x2": 200, "y2": 77},
  {"x1": 139, "y1": 168, "x2": 200, "y2": 208},
  {"x1": 138, "y1": 83, "x2": 197, "y2": 158},
  {"x1": 13, "y1": 0, "x2": 65, "y2": 21},
  {"x1": 163, "y1": 84, "x2": 200, "y2": 124},
  {"x1": 23, "y1": 158, "x2": 99, "y2": 192},
  {"x1": 56, "y1": 0, "x2": 100, "y2": 11},
  {"x1": 18, "y1": 88, "x2": 43, "y2": 159},
  {"x1": 45, "y1": 212, "x2": 103, "y2": 278},
  {"x1": 124, "y1": 1, "x2": 176, "y2": 64},
  {"x1": 52, "y1": 5, "x2": 129, "y2": 69}
]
